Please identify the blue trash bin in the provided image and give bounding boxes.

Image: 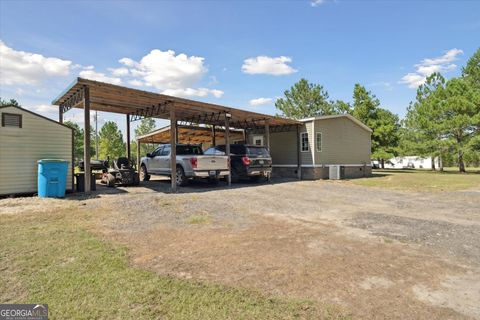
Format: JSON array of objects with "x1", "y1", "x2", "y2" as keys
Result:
[{"x1": 37, "y1": 159, "x2": 69, "y2": 198}]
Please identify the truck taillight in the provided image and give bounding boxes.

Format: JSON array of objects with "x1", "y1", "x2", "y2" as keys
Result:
[
  {"x1": 242, "y1": 156, "x2": 251, "y2": 166},
  {"x1": 190, "y1": 157, "x2": 198, "y2": 169}
]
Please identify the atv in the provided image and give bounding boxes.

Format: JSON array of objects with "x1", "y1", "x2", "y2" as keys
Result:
[{"x1": 101, "y1": 157, "x2": 140, "y2": 187}]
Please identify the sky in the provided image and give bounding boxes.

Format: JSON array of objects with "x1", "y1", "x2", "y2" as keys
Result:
[{"x1": 0, "y1": 0, "x2": 479, "y2": 138}]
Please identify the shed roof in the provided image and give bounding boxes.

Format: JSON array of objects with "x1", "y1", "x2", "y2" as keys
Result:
[
  {"x1": 300, "y1": 114, "x2": 372, "y2": 132},
  {"x1": 52, "y1": 78, "x2": 300, "y2": 129},
  {"x1": 0, "y1": 105, "x2": 73, "y2": 131}
]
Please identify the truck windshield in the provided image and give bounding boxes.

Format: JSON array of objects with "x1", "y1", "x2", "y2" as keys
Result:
[
  {"x1": 246, "y1": 147, "x2": 269, "y2": 157},
  {"x1": 176, "y1": 145, "x2": 203, "y2": 155}
]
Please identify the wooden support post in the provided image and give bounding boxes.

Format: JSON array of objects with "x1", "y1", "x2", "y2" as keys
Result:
[
  {"x1": 174, "y1": 120, "x2": 178, "y2": 143},
  {"x1": 225, "y1": 114, "x2": 231, "y2": 186},
  {"x1": 242, "y1": 129, "x2": 246, "y2": 144},
  {"x1": 126, "y1": 114, "x2": 131, "y2": 160},
  {"x1": 83, "y1": 86, "x2": 91, "y2": 193},
  {"x1": 59, "y1": 106, "x2": 63, "y2": 124},
  {"x1": 296, "y1": 124, "x2": 302, "y2": 180},
  {"x1": 136, "y1": 140, "x2": 141, "y2": 172},
  {"x1": 170, "y1": 106, "x2": 177, "y2": 192},
  {"x1": 265, "y1": 121, "x2": 270, "y2": 151},
  {"x1": 211, "y1": 125, "x2": 216, "y2": 146}
]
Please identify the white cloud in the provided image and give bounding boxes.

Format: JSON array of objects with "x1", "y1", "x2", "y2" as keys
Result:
[
  {"x1": 311, "y1": 0, "x2": 325, "y2": 7},
  {"x1": 1, "y1": 41, "x2": 223, "y2": 104},
  {"x1": 79, "y1": 68, "x2": 122, "y2": 85},
  {"x1": 0, "y1": 40, "x2": 72, "y2": 86},
  {"x1": 21, "y1": 104, "x2": 59, "y2": 120},
  {"x1": 118, "y1": 49, "x2": 207, "y2": 90},
  {"x1": 162, "y1": 87, "x2": 224, "y2": 98},
  {"x1": 63, "y1": 111, "x2": 106, "y2": 126},
  {"x1": 242, "y1": 56, "x2": 297, "y2": 75},
  {"x1": 128, "y1": 79, "x2": 144, "y2": 86},
  {"x1": 106, "y1": 49, "x2": 223, "y2": 98},
  {"x1": 109, "y1": 67, "x2": 129, "y2": 77},
  {"x1": 32, "y1": 104, "x2": 57, "y2": 113},
  {"x1": 249, "y1": 97, "x2": 273, "y2": 106},
  {"x1": 400, "y1": 48, "x2": 463, "y2": 88}
]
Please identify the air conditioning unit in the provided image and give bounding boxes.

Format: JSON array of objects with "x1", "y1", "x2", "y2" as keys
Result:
[{"x1": 329, "y1": 165, "x2": 345, "y2": 180}]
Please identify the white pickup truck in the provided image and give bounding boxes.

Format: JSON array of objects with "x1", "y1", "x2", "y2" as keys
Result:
[{"x1": 139, "y1": 144, "x2": 229, "y2": 186}]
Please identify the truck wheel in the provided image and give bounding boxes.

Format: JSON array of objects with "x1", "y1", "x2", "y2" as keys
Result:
[
  {"x1": 140, "y1": 165, "x2": 150, "y2": 181},
  {"x1": 176, "y1": 166, "x2": 188, "y2": 186}
]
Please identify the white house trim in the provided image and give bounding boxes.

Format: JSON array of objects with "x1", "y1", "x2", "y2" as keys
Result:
[{"x1": 300, "y1": 114, "x2": 372, "y2": 133}]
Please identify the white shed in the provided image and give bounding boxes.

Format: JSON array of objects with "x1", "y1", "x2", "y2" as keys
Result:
[{"x1": 0, "y1": 105, "x2": 74, "y2": 196}]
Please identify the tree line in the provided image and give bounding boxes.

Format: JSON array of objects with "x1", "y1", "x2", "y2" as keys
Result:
[
  {"x1": 2, "y1": 49, "x2": 478, "y2": 171},
  {"x1": 64, "y1": 118, "x2": 156, "y2": 164},
  {"x1": 275, "y1": 48, "x2": 480, "y2": 171}
]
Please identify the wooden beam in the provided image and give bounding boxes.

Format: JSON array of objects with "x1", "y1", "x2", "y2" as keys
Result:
[
  {"x1": 126, "y1": 114, "x2": 131, "y2": 160},
  {"x1": 265, "y1": 121, "x2": 270, "y2": 150},
  {"x1": 170, "y1": 106, "x2": 177, "y2": 192},
  {"x1": 225, "y1": 114, "x2": 231, "y2": 186},
  {"x1": 212, "y1": 125, "x2": 216, "y2": 146},
  {"x1": 174, "y1": 120, "x2": 178, "y2": 144},
  {"x1": 59, "y1": 106, "x2": 63, "y2": 124},
  {"x1": 83, "y1": 86, "x2": 91, "y2": 193},
  {"x1": 54, "y1": 78, "x2": 301, "y2": 129},
  {"x1": 136, "y1": 140, "x2": 141, "y2": 172}
]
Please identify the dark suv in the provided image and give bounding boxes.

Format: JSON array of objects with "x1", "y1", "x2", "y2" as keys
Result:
[{"x1": 204, "y1": 144, "x2": 272, "y2": 182}]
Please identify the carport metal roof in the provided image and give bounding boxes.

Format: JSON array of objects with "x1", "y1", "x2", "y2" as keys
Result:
[
  {"x1": 137, "y1": 125, "x2": 244, "y2": 145},
  {"x1": 52, "y1": 78, "x2": 300, "y2": 129}
]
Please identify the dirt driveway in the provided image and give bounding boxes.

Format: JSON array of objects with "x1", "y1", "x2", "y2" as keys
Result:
[{"x1": 5, "y1": 177, "x2": 478, "y2": 319}]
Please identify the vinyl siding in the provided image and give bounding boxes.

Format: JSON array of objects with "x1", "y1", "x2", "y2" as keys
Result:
[
  {"x1": 269, "y1": 130, "x2": 298, "y2": 165},
  {"x1": 314, "y1": 117, "x2": 371, "y2": 165},
  {"x1": 246, "y1": 124, "x2": 312, "y2": 165},
  {"x1": 0, "y1": 106, "x2": 73, "y2": 195}
]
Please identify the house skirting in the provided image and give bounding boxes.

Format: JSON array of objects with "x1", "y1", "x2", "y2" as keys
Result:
[{"x1": 272, "y1": 164, "x2": 372, "y2": 180}]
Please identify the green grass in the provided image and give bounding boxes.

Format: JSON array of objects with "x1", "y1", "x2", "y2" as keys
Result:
[
  {"x1": 186, "y1": 213, "x2": 211, "y2": 224},
  {"x1": 352, "y1": 168, "x2": 480, "y2": 192},
  {"x1": 0, "y1": 207, "x2": 347, "y2": 319}
]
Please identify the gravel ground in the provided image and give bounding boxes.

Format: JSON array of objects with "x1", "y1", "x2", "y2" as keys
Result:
[
  {"x1": 2, "y1": 176, "x2": 480, "y2": 319},
  {"x1": 349, "y1": 213, "x2": 480, "y2": 266}
]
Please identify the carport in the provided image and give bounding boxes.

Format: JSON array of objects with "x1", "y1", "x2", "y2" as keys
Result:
[
  {"x1": 136, "y1": 125, "x2": 245, "y2": 149},
  {"x1": 52, "y1": 77, "x2": 301, "y2": 192}
]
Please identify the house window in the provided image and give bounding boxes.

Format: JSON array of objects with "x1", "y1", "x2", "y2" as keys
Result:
[
  {"x1": 300, "y1": 132, "x2": 309, "y2": 152},
  {"x1": 316, "y1": 132, "x2": 322, "y2": 152},
  {"x1": 253, "y1": 135, "x2": 264, "y2": 146},
  {"x1": 1, "y1": 113, "x2": 22, "y2": 128}
]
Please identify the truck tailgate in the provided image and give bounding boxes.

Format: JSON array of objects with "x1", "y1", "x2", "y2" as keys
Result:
[{"x1": 195, "y1": 156, "x2": 229, "y2": 171}]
